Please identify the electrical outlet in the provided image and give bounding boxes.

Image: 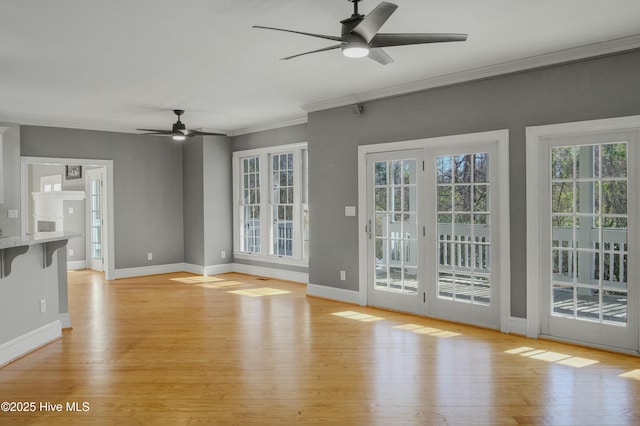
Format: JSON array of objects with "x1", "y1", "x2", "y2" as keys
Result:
[
  {"x1": 221, "y1": 250, "x2": 226, "y2": 259},
  {"x1": 7, "y1": 209, "x2": 18, "y2": 219},
  {"x1": 147, "y1": 253, "x2": 153, "y2": 261},
  {"x1": 68, "y1": 207, "x2": 74, "y2": 214},
  {"x1": 40, "y1": 299, "x2": 46, "y2": 313},
  {"x1": 340, "y1": 270, "x2": 346, "y2": 281}
]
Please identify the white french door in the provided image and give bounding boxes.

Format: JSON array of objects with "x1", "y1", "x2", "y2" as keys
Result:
[
  {"x1": 425, "y1": 143, "x2": 503, "y2": 329},
  {"x1": 86, "y1": 168, "x2": 105, "y2": 272},
  {"x1": 539, "y1": 131, "x2": 639, "y2": 351},
  {"x1": 366, "y1": 150, "x2": 424, "y2": 315},
  {"x1": 361, "y1": 131, "x2": 510, "y2": 329}
]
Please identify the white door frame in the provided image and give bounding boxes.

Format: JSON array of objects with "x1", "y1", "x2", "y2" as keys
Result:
[
  {"x1": 526, "y1": 115, "x2": 640, "y2": 353},
  {"x1": 357, "y1": 129, "x2": 511, "y2": 332},
  {"x1": 21, "y1": 157, "x2": 115, "y2": 280}
]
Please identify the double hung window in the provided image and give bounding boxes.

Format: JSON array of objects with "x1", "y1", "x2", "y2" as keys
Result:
[{"x1": 233, "y1": 143, "x2": 308, "y2": 265}]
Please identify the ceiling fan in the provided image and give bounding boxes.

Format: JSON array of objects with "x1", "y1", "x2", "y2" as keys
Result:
[
  {"x1": 253, "y1": 0, "x2": 467, "y2": 65},
  {"x1": 137, "y1": 110, "x2": 227, "y2": 141}
]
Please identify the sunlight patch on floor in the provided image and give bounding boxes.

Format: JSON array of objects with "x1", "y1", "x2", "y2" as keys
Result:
[
  {"x1": 171, "y1": 276, "x2": 226, "y2": 284},
  {"x1": 505, "y1": 346, "x2": 599, "y2": 368},
  {"x1": 197, "y1": 281, "x2": 245, "y2": 289},
  {"x1": 228, "y1": 287, "x2": 291, "y2": 297},
  {"x1": 619, "y1": 369, "x2": 640, "y2": 380},
  {"x1": 393, "y1": 323, "x2": 461, "y2": 338},
  {"x1": 331, "y1": 311, "x2": 385, "y2": 322}
]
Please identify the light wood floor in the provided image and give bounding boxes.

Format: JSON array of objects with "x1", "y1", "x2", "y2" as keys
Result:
[{"x1": 1, "y1": 270, "x2": 640, "y2": 425}]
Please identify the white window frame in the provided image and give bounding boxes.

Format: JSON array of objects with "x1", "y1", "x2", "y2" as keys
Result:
[{"x1": 232, "y1": 142, "x2": 308, "y2": 267}]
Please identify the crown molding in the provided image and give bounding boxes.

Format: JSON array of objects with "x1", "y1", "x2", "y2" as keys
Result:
[
  {"x1": 301, "y1": 34, "x2": 640, "y2": 113},
  {"x1": 228, "y1": 116, "x2": 308, "y2": 137},
  {"x1": 0, "y1": 115, "x2": 140, "y2": 134}
]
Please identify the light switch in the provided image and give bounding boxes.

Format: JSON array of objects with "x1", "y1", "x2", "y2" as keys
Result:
[
  {"x1": 345, "y1": 206, "x2": 356, "y2": 217},
  {"x1": 7, "y1": 209, "x2": 18, "y2": 219}
]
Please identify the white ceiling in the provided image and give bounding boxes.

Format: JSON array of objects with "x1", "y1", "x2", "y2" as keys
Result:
[{"x1": 1, "y1": 0, "x2": 640, "y2": 135}]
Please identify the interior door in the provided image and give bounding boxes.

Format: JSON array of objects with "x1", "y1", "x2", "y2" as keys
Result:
[
  {"x1": 366, "y1": 150, "x2": 424, "y2": 315},
  {"x1": 425, "y1": 143, "x2": 501, "y2": 329},
  {"x1": 541, "y1": 132, "x2": 639, "y2": 351},
  {"x1": 86, "y1": 168, "x2": 104, "y2": 272}
]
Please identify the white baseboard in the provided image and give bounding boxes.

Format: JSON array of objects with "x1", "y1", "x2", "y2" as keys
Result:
[
  {"x1": 183, "y1": 263, "x2": 205, "y2": 275},
  {"x1": 183, "y1": 263, "x2": 234, "y2": 276},
  {"x1": 508, "y1": 316, "x2": 527, "y2": 336},
  {"x1": 67, "y1": 260, "x2": 86, "y2": 270},
  {"x1": 0, "y1": 321, "x2": 62, "y2": 367},
  {"x1": 232, "y1": 263, "x2": 308, "y2": 283},
  {"x1": 306, "y1": 283, "x2": 360, "y2": 305},
  {"x1": 59, "y1": 313, "x2": 71, "y2": 329},
  {"x1": 113, "y1": 263, "x2": 185, "y2": 279},
  {"x1": 205, "y1": 264, "x2": 234, "y2": 276}
]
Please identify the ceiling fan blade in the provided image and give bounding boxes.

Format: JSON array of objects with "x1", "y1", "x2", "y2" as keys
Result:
[
  {"x1": 253, "y1": 25, "x2": 343, "y2": 42},
  {"x1": 190, "y1": 130, "x2": 228, "y2": 137},
  {"x1": 281, "y1": 44, "x2": 342, "y2": 60},
  {"x1": 371, "y1": 33, "x2": 467, "y2": 47},
  {"x1": 368, "y1": 47, "x2": 394, "y2": 65},
  {"x1": 137, "y1": 129, "x2": 173, "y2": 134},
  {"x1": 352, "y1": 2, "x2": 398, "y2": 43}
]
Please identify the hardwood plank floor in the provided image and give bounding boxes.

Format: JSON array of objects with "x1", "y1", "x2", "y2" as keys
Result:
[{"x1": 1, "y1": 270, "x2": 639, "y2": 425}]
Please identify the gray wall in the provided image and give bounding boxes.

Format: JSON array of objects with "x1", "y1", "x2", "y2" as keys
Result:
[
  {"x1": 63, "y1": 199, "x2": 86, "y2": 262},
  {"x1": 0, "y1": 246, "x2": 61, "y2": 344},
  {"x1": 307, "y1": 49, "x2": 640, "y2": 319},
  {"x1": 21, "y1": 126, "x2": 184, "y2": 269},
  {"x1": 182, "y1": 138, "x2": 205, "y2": 266},
  {"x1": 202, "y1": 135, "x2": 233, "y2": 267},
  {"x1": 182, "y1": 135, "x2": 234, "y2": 269},
  {"x1": 0, "y1": 122, "x2": 21, "y2": 237}
]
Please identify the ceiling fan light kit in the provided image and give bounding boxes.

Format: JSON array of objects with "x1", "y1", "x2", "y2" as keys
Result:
[{"x1": 253, "y1": 0, "x2": 467, "y2": 65}]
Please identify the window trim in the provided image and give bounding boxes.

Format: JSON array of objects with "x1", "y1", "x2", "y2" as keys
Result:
[{"x1": 232, "y1": 142, "x2": 308, "y2": 267}]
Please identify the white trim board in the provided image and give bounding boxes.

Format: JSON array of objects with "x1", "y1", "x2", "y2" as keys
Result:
[
  {"x1": 59, "y1": 313, "x2": 72, "y2": 329},
  {"x1": 0, "y1": 321, "x2": 61, "y2": 367},
  {"x1": 306, "y1": 283, "x2": 360, "y2": 305},
  {"x1": 231, "y1": 263, "x2": 308, "y2": 284},
  {"x1": 113, "y1": 263, "x2": 186, "y2": 279},
  {"x1": 183, "y1": 263, "x2": 234, "y2": 276},
  {"x1": 67, "y1": 260, "x2": 86, "y2": 270},
  {"x1": 111, "y1": 262, "x2": 308, "y2": 283}
]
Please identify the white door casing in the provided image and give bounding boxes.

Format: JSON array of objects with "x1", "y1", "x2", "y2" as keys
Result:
[{"x1": 526, "y1": 116, "x2": 640, "y2": 354}]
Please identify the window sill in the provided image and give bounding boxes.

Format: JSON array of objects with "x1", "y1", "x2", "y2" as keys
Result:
[{"x1": 233, "y1": 252, "x2": 308, "y2": 268}]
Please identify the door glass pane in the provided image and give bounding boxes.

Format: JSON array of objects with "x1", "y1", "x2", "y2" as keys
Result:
[
  {"x1": 550, "y1": 143, "x2": 628, "y2": 326},
  {"x1": 373, "y1": 159, "x2": 418, "y2": 295},
  {"x1": 436, "y1": 152, "x2": 492, "y2": 305},
  {"x1": 90, "y1": 178, "x2": 102, "y2": 260}
]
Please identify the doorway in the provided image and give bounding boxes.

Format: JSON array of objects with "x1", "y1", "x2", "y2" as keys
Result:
[
  {"x1": 527, "y1": 117, "x2": 640, "y2": 353},
  {"x1": 359, "y1": 130, "x2": 511, "y2": 331},
  {"x1": 21, "y1": 157, "x2": 115, "y2": 280}
]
